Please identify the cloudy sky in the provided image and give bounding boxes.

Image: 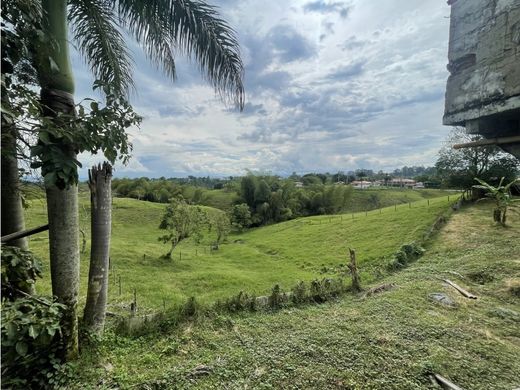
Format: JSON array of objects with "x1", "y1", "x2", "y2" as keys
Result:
[{"x1": 74, "y1": 0, "x2": 453, "y2": 178}]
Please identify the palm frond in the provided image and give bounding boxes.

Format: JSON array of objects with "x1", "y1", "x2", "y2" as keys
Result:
[
  {"x1": 68, "y1": 0, "x2": 134, "y2": 96},
  {"x1": 113, "y1": 0, "x2": 177, "y2": 83},
  {"x1": 115, "y1": 0, "x2": 245, "y2": 110}
]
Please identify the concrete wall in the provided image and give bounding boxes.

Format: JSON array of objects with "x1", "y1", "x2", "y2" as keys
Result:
[{"x1": 443, "y1": 0, "x2": 520, "y2": 127}]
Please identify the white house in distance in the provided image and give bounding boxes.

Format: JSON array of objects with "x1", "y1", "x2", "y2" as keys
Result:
[
  {"x1": 351, "y1": 180, "x2": 373, "y2": 189},
  {"x1": 388, "y1": 178, "x2": 416, "y2": 188}
]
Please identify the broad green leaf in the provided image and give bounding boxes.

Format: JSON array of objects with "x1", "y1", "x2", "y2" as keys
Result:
[{"x1": 16, "y1": 341, "x2": 28, "y2": 356}]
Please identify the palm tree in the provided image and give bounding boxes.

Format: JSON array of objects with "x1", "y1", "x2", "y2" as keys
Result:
[{"x1": 31, "y1": 0, "x2": 244, "y2": 359}]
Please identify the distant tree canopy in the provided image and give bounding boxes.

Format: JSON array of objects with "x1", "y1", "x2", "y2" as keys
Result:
[
  {"x1": 111, "y1": 177, "x2": 235, "y2": 205},
  {"x1": 435, "y1": 128, "x2": 519, "y2": 190},
  {"x1": 237, "y1": 175, "x2": 352, "y2": 226}
]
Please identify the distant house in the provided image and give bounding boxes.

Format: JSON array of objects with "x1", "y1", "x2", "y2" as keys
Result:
[
  {"x1": 413, "y1": 182, "x2": 425, "y2": 189},
  {"x1": 389, "y1": 178, "x2": 416, "y2": 188},
  {"x1": 294, "y1": 181, "x2": 304, "y2": 188},
  {"x1": 351, "y1": 180, "x2": 372, "y2": 189}
]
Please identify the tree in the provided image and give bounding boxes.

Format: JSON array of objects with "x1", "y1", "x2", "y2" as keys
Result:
[
  {"x1": 229, "y1": 203, "x2": 252, "y2": 231},
  {"x1": 474, "y1": 177, "x2": 520, "y2": 226},
  {"x1": 1, "y1": 0, "x2": 42, "y2": 251},
  {"x1": 436, "y1": 128, "x2": 519, "y2": 190},
  {"x1": 23, "y1": 0, "x2": 244, "y2": 359},
  {"x1": 83, "y1": 163, "x2": 112, "y2": 335},
  {"x1": 158, "y1": 198, "x2": 207, "y2": 258},
  {"x1": 210, "y1": 212, "x2": 231, "y2": 249}
]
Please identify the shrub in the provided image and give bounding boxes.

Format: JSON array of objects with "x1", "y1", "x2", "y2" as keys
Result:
[
  {"x1": 1, "y1": 246, "x2": 42, "y2": 299},
  {"x1": 268, "y1": 284, "x2": 284, "y2": 309},
  {"x1": 387, "y1": 242, "x2": 425, "y2": 270},
  {"x1": 291, "y1": 281, "x2": 307, "y2": 304},
  {"x1": 1, "y1": 297, "x2": 70, "y2": 389},
  {"x1": 310, "y1": 278, "x2": 344, "y2": 303}
]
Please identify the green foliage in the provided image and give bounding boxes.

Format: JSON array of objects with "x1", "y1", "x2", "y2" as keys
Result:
[
  {"x1": 436, "y1": 128, "x2": 519, "y2": 190},
  {"x1": 387, "y1": 242, "x2": 425, "y2": 270},
  {"x1": 268, "y1": 284, "x2": 285, "y2": 309},
  {"x1": 474, "y1": 177, "x2": 520, "y2": 226},
  {"x1": 229, "y1": 203, "x2": 253, "y2": 231},
  {"x1": 1, "y1": 297, "x2": 70, "y2": 389},
  {"x1": 1, "y1": 246, "x2": 42, "y2": 299},
  {"x1": 30, "y1": 89, "x2": 141, "y2": 189},
  {"x1": 158, "y1": 198, "x2": 208, "y2": 258},
  {"x1": 309, "y1": 278, "x2": 345, "y2": 303},
  {"x1": 220, "y1": 291, "x2": 254, "y2": 313},
  {"x1": 237, "y1": 175, "x2": 353, "y2": 226},
  {"x1": 209, "y1": 212, "x2": 231, "y2": 248},
  {"x1": 291, "y1": 280, "x2": 308, "y2": 304}
]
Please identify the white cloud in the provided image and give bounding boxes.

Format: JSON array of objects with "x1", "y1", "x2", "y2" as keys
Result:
[{"x1": 73, "y1": 0, "x2": 453, "y2": 178}]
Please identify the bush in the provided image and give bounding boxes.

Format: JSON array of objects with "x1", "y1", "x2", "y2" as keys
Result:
[
  {"x1": 1, "y1": 297, "x2": 70, "y2": 389},
  {"x1": 291, "y1": 281, "x2": 307, "y2": 304},
  {"x1": 387, "y1": 242, "x2": 425, "y2": 270},
  {"x1": 310, "y1": 278, "x2": 345, "y2": 303},
  {"x1": 1, "y1": 246, "x2": 42, "y2": 299}
]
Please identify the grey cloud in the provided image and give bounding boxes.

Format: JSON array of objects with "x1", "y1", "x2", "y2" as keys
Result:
[
  {"x1": 267, "y1": 25, "x2": 317, "y2": 63},
  {"x1": 323, "y1": 60, "x2": 366, "y2": 81},
  {"x1": 303, "y1": 1, "x2": 351, "y2": 18},
  {"x1": 339, "y1": 35, "x2": 368, "y2": 51}
]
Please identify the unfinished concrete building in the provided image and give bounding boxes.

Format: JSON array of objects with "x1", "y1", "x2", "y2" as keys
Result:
[{"x1": 443, "y1": 0, "x2": 520, "y2": 159}]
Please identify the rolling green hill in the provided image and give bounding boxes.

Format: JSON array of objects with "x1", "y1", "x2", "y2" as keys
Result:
[
  {"x1": 25, "y1": 193, "x2": 453, "y2": 310},
  {"x1": 69, "y1": 201, "x2": 520, "y2": 389}
]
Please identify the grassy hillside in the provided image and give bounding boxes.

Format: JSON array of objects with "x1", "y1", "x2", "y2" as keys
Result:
[
  {"x1": 198, "y1": 188, "x2": 238, "y2": 211},
  {"x1": 344, "y1": 188, "x2": 451, "y2": 213},
  {"x1": 69, "y1": 202, "x2": 520, "y2": 389},
  {"x1": 25, "y1": 194, "x2": 453, "y2": 310}
]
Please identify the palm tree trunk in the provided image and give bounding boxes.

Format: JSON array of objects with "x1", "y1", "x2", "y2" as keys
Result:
[
  {"x1": 83, "y1": 163, "x2": 112, "y2": 335},
  {"x1": 1, "y1": 124, "x2": 28, "y2": 251},
  {"x1": 38, "y1": 0, "x2": 79, "y2": 361}
]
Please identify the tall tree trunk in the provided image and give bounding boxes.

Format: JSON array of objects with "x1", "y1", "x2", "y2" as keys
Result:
[
  {"x1": 1, "y1": 129, "x2": 28, "y2": 250},
  {"x1": 83, "y1": 163, "x2": 112, "y2": 335},
  {"x1": 1, "y1": 100, "x2": 28, "y2": 250},
  {"x1": 37, "y1": 0, "x2": 79, "y2": 360}
]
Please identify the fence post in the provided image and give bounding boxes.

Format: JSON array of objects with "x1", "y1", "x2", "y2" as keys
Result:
[
  {"x1": 118, "y1": 276, "x2": 122, "y2": 296},
  {"x1": 427, "y1": 199, "x2": 430, "y2": 206},
  {"x1": 180, "y1": 251, "x2": 182, "y2": 261},
  {"x1": 348, "y1": 248, "x2": 361, "y2": 292}
]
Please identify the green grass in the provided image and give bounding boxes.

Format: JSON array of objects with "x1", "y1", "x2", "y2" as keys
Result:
[
  {"x1": 199, "y1": 188, "x2": 238, "y2": 211},
  {"x1": 344, "y1": 188, "x2": 453, "y2": 213},
  {"x1": 68, "y1": 201, "x2": 520, "y2": 389},
  {"x1": 25, "y1": 194, "x2": 453, "y2": 311}
]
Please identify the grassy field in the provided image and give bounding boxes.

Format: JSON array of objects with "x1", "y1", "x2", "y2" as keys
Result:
[
  {"x1": 198, "y1": 188, "x2": 238, "y2": 211},
  {"x1": 68, "y1": 201, "x2": 520, "y2": 389},
  {"x1": 343, "y1": 188, "x2": 451, "y2": 212},
  {"x1": 25, "y1": 193, "x2": 453, "y2": 311}
]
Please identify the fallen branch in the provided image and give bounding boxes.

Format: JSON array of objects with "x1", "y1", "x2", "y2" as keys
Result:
[
  {"x1": 443, "y1": 279, "x2": 477, "y2": 299},
  {"x1": 432, "y1": 373, "x2": 464, "y2": 390}
]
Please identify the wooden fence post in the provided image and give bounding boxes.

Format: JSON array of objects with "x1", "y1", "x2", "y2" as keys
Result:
[
  {"x1": 348, "y1": 248, "x2": 361, "y2": 292},
  {"x1": 118, "y1": 276, "x2": 122, "y2": 296}
]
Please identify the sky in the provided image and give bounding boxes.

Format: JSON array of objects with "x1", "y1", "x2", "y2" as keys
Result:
[{"x1": 73, "y1": 0, "x2": 453, "y2": 179}]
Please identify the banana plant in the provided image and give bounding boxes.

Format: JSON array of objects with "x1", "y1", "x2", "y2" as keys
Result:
[{"x1": 474, "y1": 177, "x2": 520, "y2": 226}]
